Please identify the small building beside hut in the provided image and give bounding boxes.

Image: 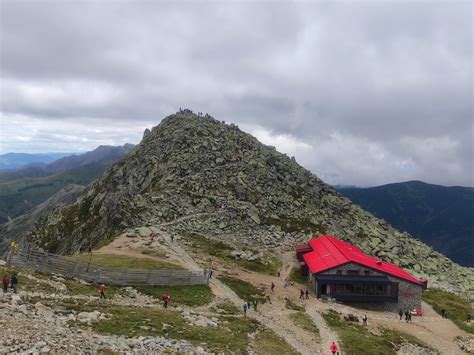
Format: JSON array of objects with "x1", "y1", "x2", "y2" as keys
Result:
[{"x1": 295, "y1": 235, "x2": 427, "y2": 311}]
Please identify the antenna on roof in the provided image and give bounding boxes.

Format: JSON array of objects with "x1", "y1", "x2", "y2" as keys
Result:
[{"x1": 376, "y1": 260, "x2": 383, "y2": 265}]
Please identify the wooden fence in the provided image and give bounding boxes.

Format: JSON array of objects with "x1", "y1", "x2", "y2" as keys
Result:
[{"x1": 6, "y1": 249, "x2": 210, "y2": 286}]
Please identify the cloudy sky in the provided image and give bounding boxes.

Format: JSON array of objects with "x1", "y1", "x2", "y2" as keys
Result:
[{"x1": 0, "y1": 1, "x2": 472, "y2": 187}]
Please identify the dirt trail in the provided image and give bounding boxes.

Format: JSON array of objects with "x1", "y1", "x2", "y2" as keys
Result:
[
  {"x1": 96, "y1": 228, "x2": 469, "y2": 355},
  {"x1": 155, "y1": 231, "x2": 321, "y2": 355}
]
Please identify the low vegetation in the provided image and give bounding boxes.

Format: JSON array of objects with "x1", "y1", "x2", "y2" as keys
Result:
[
  {"x1": 322, "y1": 309, "x2": 432, "y2": 354},
  {"x1": 289, "y1": 267, "x2": 308, "y2": 285},
  {"x1": 218, "y1": 275, "x2": 267, "y2": 304},
  {"x1": 62, "y1": 279, "x2": 124, "y2": 298},
  {"x1": 74, "y1": 254, "x2": 183, "y2": 270},
  {"x1": 135, "y1": 285, "x2": 213, "y2": 307},
  {"x1": 289, "y1": 312, "x2": 319, "y2": 337},
  {"x1": 423, "y1": 288, "x2": 473, "y2": 333},
  {"x1": 284, "y1": 298, "x2": 305, "y2": 312},
  {"x1": 57, "y1": 299, "x2": 260, "y2": 353},
  {"x1": 210, "y1": 301, "x2": 240, "y2": 315},
  {"x1": 184, "y1": 232, "x2": 282, "y2": 275},
  {"x1": 254, "y1": 329, "x2": 299, "y2": 355}
]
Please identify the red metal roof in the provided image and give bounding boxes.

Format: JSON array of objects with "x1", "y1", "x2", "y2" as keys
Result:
[{"x1": 303, "y1": 235, "x2": 423, "y2": 285}]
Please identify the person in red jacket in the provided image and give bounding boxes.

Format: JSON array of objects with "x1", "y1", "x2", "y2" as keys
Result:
[
  {"x1": 2, "y1": 275, "x2": 10, "y2": 293},
  {"x1": 329, "y1": 341, "x2": 339, "y2": 354},
  {"x1": 162, "y1": 292, "x2": 170, "y2": 308},
  {"x1": 99, "y1": 284, "x2": 106, "y2": 300}
]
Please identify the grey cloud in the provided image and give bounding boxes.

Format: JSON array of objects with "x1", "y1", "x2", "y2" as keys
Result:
[{"x1": 0, "y1": 1, "x2": 472, "y2": 186}]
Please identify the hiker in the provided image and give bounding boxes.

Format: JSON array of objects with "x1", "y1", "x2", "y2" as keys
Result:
[
  {"x1": 150, "y1": 233, "x2": 155, "y2": 242},
  {"x1": 398, "y1": 309, "x2": 403, "y2": 320},
  {"x1": 88, "y1": 246, "x2": 92, "y2": 255},
  {"x1": 170, "y1": 235, "x2": 175, "y2": 243},
  {"x1": 284, "y1": 279, "x2": 289, "y2": 288},
  {"x1": 243, "y1": 302, "x2": 248, "y2": 317},
  {"x1": 441, "y1": 309, "x2": 446, "y2": 319},
  {"x1": 208, "y1": 270, "x2": 213, "y2": 279},
  {"x1": 443, "y1": 310, "x2": 448, "y2": 319},
  {"x1": 79, "y1": 246, "x2": 84, "y2": 255},
  {"x1": 10, "y1": 274, "x2": 18, "y2": 294},
  {"x1": 467, "y1": 313, "x2": 472, "y2": 323},
  {"x1": 329, "y1": 341, "x2": 339, "y2": 355},
  {"x1": 305, "y1": 289, "x2": 309, "y2": 299},
  {"x1": 300, "y1": 289, "x2": 305, "y2": 299},
  {"x1": 162, "y1": 292, "x2": 170, "y2": 308},
  {"x1": 99, "y1": 284, "x2": 106, "y2": 300},
  {"x1": 252, "y1": 299, "x2": 258, "y2": 311},
  {"x1": 408, "y1": 312, "x2": 412, "y2": 322},
  {"x1": 277, "y1": 270, "x2": 281, "y2": 277},
  {"x1": 405, "y1": 310, "x2": 410, "y2": 322},
  {"x1": 2, "y1": 275, "x2": 9, "y2": 293},
  {"x1": 362, "y1": 314, "x2": 368, "y2": 326},
  {"x1": 271, "y1": 282, "x2": 275, "y2": 292}
]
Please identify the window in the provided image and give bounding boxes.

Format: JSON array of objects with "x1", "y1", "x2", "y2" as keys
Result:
[
  {"x1": 336, "y1": 270, "x2": 342, "y2": 275},
  {"x1": 365, "y1": 285, "x2": 375, "y2": 295},
  {"x1": 364, "y1": 270, "x2": 370, "y2": 276},
  {"x1": 347, "y1": 270, "x2": 360, "y2": 276},
  {"x1": 344, "y1": 284, "x2": 354, "y2": 293},
  {"x1": 354, "y1": 285, "x2": 364, "y2": 293},
  {"x1": 376, "y1": 285, "x2": 386, "y2": 295}
]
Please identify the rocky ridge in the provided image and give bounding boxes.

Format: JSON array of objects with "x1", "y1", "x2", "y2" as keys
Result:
[{"x1": 22, "y1": 111, "x2": 473, "y2": 297}]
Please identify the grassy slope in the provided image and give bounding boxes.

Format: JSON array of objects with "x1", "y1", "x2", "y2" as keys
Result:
[
  {"x1": 323, "y1": 309, "x2": 432, "y2": 355},
  {"x1": 289, "y1": 267, "x2": 309, "y2": 285},
  {"x1": 423, "y1": 288, "x2": 473, "y2": 334},
  {"x1": 61, "y1": 300, "x2": 260, "y2": 353},
  {"x1": 184, "y1": 232, "x2": 282, "y2": 275},
  {"x1": 339, "y1": 181, "x2": 474, "y2": 267},
  {"x1": 0, "y1": 162, "x2": 107, "y2": 223},
  {"x1": 74, "y1": 253, "x2": 183, "y2": 270},
  {"x1": 218, "y1": 275, "x2": 268, "y2": 304},
  {"x1": 136, "y1": 285, "x2": 214, "y2": 307}
]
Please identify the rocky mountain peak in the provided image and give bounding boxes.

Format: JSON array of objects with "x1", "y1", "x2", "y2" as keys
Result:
[{"x1": 27, "y1": 111, "x2": 473, "y2": 298}]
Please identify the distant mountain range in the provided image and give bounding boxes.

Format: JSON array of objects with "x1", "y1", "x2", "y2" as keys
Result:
[
  {"x1": 0, "y1": 144, "x2": 134, "y2": 223},
  {"x1": 0, "y1": 152, "x2": 74, "y2": 171},
  {"x1": 338, "y1": 181, "x2": 474, "y2": 267}
]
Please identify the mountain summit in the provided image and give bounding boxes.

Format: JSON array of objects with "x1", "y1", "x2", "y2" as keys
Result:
[{"x1": 26, "y1": 111, "x2": 472, "y2": 296}]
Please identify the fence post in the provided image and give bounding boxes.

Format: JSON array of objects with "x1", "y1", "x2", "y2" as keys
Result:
[
  {"x1": 5, "y1": 250, "x2": 12, "y2": 266},
  {"x1": 72, "y1": 259, "x2": 79, "y2": 278},
  {"x1": 124, "y1": 269, "x2": 129, "y2": 286}
]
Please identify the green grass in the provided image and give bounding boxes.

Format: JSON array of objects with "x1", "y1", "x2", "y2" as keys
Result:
[
  {"x1": 423, "y1": 288, "x2": 473, "y2": 334},
  {"x1": 184, "y1": 232, "x2": 282, "y2": 275},
  {"x1": 0, "y1": 265, "x2": 127, "y2": 299},
  {"x1": 322, "y1": 309, "x2": 432, "y2": 354},
  {"x1": 289, "y1": 312, "x2": 319, "y2": 337},
  {"x1": 74, "y1": 254, "x2": 183, "y2": 270},
  {"x1": 135, "y1": 285, "x2": 214, "y2": 307},
  {"x1": 58, "y1": 299, "x2": 259, "y2": 353},
  {"x1": 289, "y1": 267, "x2": 308, "y2": 285},
  {"x1": 254, "y1": 329, "x2": 299, "y2": 355},
  {"x1": 218, "y1": 276, "x2": 268, "y2": 304},
  {"x1": 210, "y1": 301, "x2": 240, "y2": 315},
  {"x1": 0, "y1": 266, "x2": 51, "y2": 293},
  {"x1": 62, "y1": 279, "x2": 124, "y2": 298},
  {"x1": 285, "y1": 298, "x2": 305, "y2": 312}
]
